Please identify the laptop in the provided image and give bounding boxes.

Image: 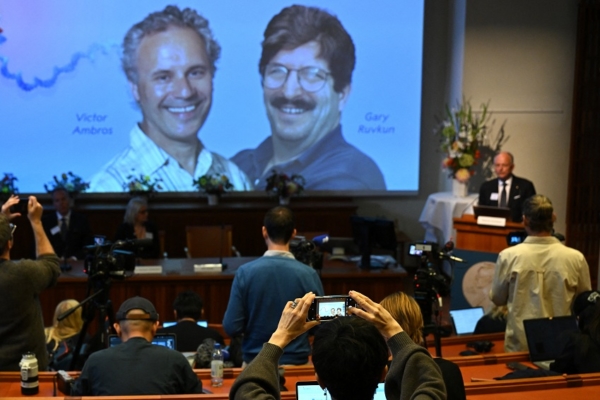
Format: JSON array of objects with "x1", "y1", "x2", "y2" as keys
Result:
[
  {"x1": 108, "y1": 333, "x2": 177, "y2": 350},
  {"x1": 296, "y1": 381, "x2": 385, "y2": 400},
  {"x1": 523, "y1": 316, "x2": 578, "y2": 370},
  {"x1": 161, "y1": 320, "x2": 208, "y2": 328},
  {"x1": 473, "y1": 205, "x2": 512, "y2": 221},
  {"x1": 449, "y1": 307, "x2": 484, "y2": 335}
]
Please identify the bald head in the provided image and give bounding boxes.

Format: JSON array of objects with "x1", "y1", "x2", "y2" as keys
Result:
[{"x1": 494, "y1": 151, "x2": 514, "y2": 181}]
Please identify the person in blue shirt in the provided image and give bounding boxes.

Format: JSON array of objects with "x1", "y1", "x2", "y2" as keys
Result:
[{"x1": 223, "y1": 206, "x2": 324, "y2": 365}]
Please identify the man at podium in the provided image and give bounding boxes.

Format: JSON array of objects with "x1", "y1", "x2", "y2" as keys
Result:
[{"x1": 478, "y1": 151, "x2": 536, "y2": 222}]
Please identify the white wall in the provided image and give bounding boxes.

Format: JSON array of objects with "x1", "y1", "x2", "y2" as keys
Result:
[{"x1": 355, "y1": 0, "x2": 577, "y2": 245}]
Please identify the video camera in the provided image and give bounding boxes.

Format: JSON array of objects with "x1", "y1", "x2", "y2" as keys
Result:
[
  {"x1": 83, "y1": 236, "x2": 146, "y2": 280},
  {"x1": 409, "y1": 241, "x2": 464, "y2": 324},
  {"x1": 289, "y1": 236, "x2": 323, "y2": 271}
]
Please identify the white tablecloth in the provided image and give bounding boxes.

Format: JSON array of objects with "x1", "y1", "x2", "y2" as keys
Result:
[{"x1": 419, "y1": 192, "x2": 478, "y2": 244}]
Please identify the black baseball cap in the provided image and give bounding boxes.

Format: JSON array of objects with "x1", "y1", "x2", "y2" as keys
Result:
[{"x1": 115, "y1": 296, "x2": 159, "y2": 321}]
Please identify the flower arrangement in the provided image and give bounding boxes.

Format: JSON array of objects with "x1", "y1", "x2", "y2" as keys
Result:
[
  {"x1": 123, "y1": 171, "x2": 163, "y2": 193},
  {"x1": 44, "y1": 172, "x2": 90, "y2": 194},
  {"x1": 265, "y1": 170, "x2": 305, "y2": 199},
  {"x1": 1, "y1": 173, "x2": 19, "y2": 196},
  {"x1": 192, "y1": 174, "x2": 233, "y2": 195},
  {"x1": 437, "y1": 100, "x2": 490, "y2": 183}
]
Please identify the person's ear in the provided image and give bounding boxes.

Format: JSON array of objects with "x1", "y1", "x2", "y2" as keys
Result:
[
  {"x1": 522, "y1": 215, "x2": 529, "y2": 227},
  {"x1": 113, "y1": 323, "x2": 122, "y2": 336},
  {"x1": 552, "y1": 213, "x2": 557, "y2": 223},
  {"x1": 337, "y1": 84, "x2": 352, "y2": 112},
  {"x1": 130, "y1": 81, "x2": 140, "y2": 102},
  {"x1": 262, "y1": 226, "x2": 269, "y2": 241},
  {"x1": 174, "y1": 310, "x2": 179, "y2": 320}
]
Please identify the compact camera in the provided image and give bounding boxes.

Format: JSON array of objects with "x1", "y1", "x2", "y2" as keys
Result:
[{"x1": 307, "y1": 295, "x2": 357, "y2": 321}]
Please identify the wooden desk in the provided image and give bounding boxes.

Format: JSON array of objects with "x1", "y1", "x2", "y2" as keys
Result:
[
  {"x1": 424, "y1": 332, "x2": 506, "y2": 358},
  {"x1": 465, "y1": 372, "x2": 600, "y2": 399},
  {"x1": 40, "y1": 257, "x2": 407, "y2": 327},
  {"x1": 453, "y1": 215, "x2": 524, "y2": 253}
]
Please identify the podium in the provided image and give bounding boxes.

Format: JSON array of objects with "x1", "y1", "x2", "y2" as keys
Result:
[{"x1": 453, "y1": 214, "x2": 524, "y2": 253}]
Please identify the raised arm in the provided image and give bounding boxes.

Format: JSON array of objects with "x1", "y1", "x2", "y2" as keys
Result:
[{"x1": 27, "y1": 196, "x2": 55, "y2": 256}]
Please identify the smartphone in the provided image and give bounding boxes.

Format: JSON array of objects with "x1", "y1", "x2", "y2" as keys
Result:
[
  {"x1": 307, "y1": 295, "x2": 357, "y2": 321},
  {"x1": 9, "y1": 198, "x2": 27, "y2": 214}
]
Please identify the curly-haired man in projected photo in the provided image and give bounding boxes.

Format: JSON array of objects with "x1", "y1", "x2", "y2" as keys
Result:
[
  {"x1": 89, "y1": 5, "x2": 251, "y2": 192},
  {"x1": 232, "y1": 5, "x2": 386, "y2": 191}
]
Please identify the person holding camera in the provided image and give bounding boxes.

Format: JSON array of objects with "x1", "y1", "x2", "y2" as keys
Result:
[
  {"x1": 223, "y1": 206, "x2": 324, "y2": 365},
  {"x1": 0, "y1": 195, "x2": 60, "y2": 371},
  {"x1": 229, "y1": 291, "x2": 446, "y2": 400}
]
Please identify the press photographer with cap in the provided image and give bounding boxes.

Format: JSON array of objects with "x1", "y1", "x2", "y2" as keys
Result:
[{"x1": 71, "y1": 296, "x2": 202, "y2": 396}]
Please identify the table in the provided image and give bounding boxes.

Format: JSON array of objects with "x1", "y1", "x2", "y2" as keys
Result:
[
  {"x1": 419, "y1": 192, "x2": 478, "y2": 244},
  {"x1": 39, "y1": 257, "x2": 408, "y2": 327}
]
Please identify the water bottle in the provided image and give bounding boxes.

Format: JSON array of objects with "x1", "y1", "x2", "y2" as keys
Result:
[
  {"x1": 19, "y1": 352, "x2": 39, "y2": 395},
  {"x1": 210, "y1": 343, "x2": 224, "y2": 387}
]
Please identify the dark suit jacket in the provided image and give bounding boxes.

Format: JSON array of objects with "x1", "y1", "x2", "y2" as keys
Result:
[
  {"x1": 114, "y1": 221, "x2": 160, "y2": 259},
  {"x1": 478, "y1": 175, "x2": 536, "y2": 222},
  {"x1": 42, "y1": 211, "x2": 92, "y2": 259},
  {"x1": 157, "y1": 321, "x2": 224, "y2": 352}
]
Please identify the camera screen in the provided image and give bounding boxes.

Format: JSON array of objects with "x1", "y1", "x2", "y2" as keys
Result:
[
  {"x1": 317, "y1": 299, "x2": 346, "y2": 320},
  {"x1": 409, "y1": 245, "x2": 423, "y2": 256}
]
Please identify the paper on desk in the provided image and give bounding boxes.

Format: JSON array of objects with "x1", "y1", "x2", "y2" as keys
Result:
[
  {"x1": 134, "y1": 266, "x2": 163, "y2": 274},
  {"x1": 194, "y1": 263, "x2": 223, "y2": 272}
]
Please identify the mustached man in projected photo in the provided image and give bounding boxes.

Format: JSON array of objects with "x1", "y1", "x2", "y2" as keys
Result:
[
  {"x1": 89, "y1": 6, "x2": 251, "y2": 192},
  {"x1": 232, "y1": 5, "x2": 386, "y2": 191}
]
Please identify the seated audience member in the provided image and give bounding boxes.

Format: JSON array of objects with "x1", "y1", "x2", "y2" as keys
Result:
[
  {"x1": 41, "y1": 188, "x2": 92, "y2": 260},
  {"x1": 71, "y1": 296, "x2": 202, "y2": 396},
  {"x1": 229, "y1": 291, "x2": 446, "y2": 400},
  {"x1": 157, "y1": 291, "x2": 224, "y2": 352},
  {"x1": 114, "y1": 196, "x2": 160, "y2": 259},
  {"x1": 45, "y1": 299, "x2": 87, "y2": 371},
  {"x1": 490, "y1": 194, "x2": 591, "y2": 352},
  {"x1": 0, "y1": 195, "x2": 60, "y2": 371},
  {"x1": 381, "y1": 291, "x2": 464, "y2": 400},
  {"x1": 478, "y1": 151, "x2": 536, "y2": 222},
  {"x1": 473, "y1": 305, "x2": 508, "y2": 335},
  {"x1": 550, "y1": 290, "x2": 600, "y2": 374}
]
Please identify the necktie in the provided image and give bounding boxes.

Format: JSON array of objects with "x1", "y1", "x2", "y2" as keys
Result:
[
  {"x1": 60, "y1": 217, "x2": 68, "y2": 240},
  {"x1": 499, "y1": 181, "x2": 507, "y2": 208}
]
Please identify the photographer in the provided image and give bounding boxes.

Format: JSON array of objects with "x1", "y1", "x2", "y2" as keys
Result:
[
  {"x1": 223, "y1": 206, "x2": 324, "y2": 365},
  {"x1": 229, "y1": 291, "x2": 445, "y2": 400},
  {"x1": 0, "y1": 195, "x2": 60, "y2": 371}
]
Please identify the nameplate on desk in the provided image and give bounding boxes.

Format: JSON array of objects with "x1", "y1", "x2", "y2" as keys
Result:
[
  {"x1": 194, "y1": 263, "x2": 223, "y2": 272},
  {"x1": 134, "y1": 266, "x2": 163, "y2": 274},
  {"x1": 477, "y1": 216, "x2": 507, "y2": 227}
]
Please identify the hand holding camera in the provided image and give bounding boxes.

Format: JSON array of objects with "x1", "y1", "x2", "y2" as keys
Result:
[{"x1": 269, "y1": 292, "x2": 320, "y2": 350}]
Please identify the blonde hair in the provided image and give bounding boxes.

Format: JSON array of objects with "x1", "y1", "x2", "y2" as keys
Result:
[
  {"x1": 380, "y1": 292, "x2": 424, "y2": 345},
  {"x1": 45, "y1": 299, "x2": 83, "y2": 351}
]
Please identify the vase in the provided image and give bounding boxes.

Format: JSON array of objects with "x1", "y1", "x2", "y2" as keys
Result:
[
  {"x1": 279, "y1": 196, "x2": 290, "y2": 205},
  {"x1": 452, "y1": 179, "x2": 469, "y2": 197},
  {"x1": 207, "y1": 194, "x2": 219, "y2": 206}
]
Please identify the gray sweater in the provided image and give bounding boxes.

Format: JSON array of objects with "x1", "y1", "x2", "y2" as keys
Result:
[{"x1": 229, "y1": 331, "x2": 447, "y2": 400}]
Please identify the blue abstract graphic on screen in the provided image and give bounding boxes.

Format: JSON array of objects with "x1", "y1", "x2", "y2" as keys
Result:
[{"x1": 0, "y1": 33, "x2": 117, "y2": 91}]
